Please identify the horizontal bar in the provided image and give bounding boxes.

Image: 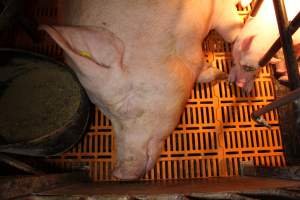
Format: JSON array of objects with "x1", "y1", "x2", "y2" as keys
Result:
[{"x1": 251, "y1": 87, "x2": 300, "y2": 120}]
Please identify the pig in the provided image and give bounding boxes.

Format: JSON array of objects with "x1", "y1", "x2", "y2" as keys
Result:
[
  {"x1": 40, "y1": 0, "x2": 243, "y2": 180},
  {"x1": 229, "y1": 0, "x2": 300, "y2": 92},
  {"x1": 275, "y1": 43, "x2": 300, "y2": 82}
]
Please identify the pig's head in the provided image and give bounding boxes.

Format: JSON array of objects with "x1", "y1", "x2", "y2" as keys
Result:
[
  {"x1": 39, "y1": 25, "x2": 193, "y2": 180},
  {"x1": 229, "y1": 0, "x2": 284, "y2": 93},
  {"x1": 229, "y1": 33, "x2": 260, "y2": 93},
  {"x1": 229, "y1": 14, "x2": 272, "y2": 93}
]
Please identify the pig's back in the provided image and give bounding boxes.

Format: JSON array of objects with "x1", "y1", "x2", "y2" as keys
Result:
[
  {"x1": 63, "y1": 0, "x2": 214, "y2": 41},
  {"x1": 62, "y1": 0, "x2": 216, "y2": 74}
]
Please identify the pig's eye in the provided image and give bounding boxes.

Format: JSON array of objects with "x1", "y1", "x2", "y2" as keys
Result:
[{"x1": 242, "y1": 65, "x2": 257, "y2": 72}]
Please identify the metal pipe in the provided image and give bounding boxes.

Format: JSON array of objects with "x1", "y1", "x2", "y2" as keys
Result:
[
  {"x1": 272, "y1": 0, "x2": 300, "y2": 138},
  {"x1": 252, "y1": 1, "x2": 300, "y2": 138},
  {"x1": 250, "y1": 0, "x2": 264, "y2": 17},
  {"x1": 273, "y1": 0, "x2": 300, "y2": 89},
  {"x1": 251, "y1": 87, "x2": 300, "y2": 124},
  {"x1": 259, "y1": 11, "x2": 300, "y2": 67}
]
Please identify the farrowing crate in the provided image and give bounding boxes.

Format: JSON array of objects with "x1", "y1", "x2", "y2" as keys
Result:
[{"x1": 14, "y1": 0, "x2": 285, "y2": 182}]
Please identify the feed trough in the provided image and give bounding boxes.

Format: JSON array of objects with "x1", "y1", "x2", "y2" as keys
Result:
[{"x1": 0, "y1": 48, "x2": 90, "y2": 156}]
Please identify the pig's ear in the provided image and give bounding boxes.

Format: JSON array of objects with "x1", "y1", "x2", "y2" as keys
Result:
[
  {"x1": 39, "y1": 25, "x2": 124, "y2": 71},
  {"x1": 240, "y1": 35, "x2": 255, "y2": 52}
]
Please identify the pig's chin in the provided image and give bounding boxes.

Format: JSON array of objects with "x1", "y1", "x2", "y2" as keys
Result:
[
  {"x1": 235, "y1": 72, "x2": 256, "y2": 93},
  {"x1": 229, "y1": 65, "x2": 257, "y2": 93},
  {"x1": 112, "y1": 157, "x2": 148, "y2": 180},
  {"x1": 236, "y1": 80, "x2": 253, "y2": 93},
  {"x1": 112, "y1": 140, "x2": 163, "y2": 180},
  {"x1": 112, "y1": 167, "x2": 146, "y2": 181}
]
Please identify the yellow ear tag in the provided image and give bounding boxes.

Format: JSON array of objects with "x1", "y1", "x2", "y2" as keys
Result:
[{"x1": 79, "y1": 51, "x2": 92, "y2": 59}]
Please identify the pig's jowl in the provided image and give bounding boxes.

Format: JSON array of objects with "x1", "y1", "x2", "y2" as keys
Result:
[{"x1": 40, "y1": 0, "x2": 242, "y2": 180}]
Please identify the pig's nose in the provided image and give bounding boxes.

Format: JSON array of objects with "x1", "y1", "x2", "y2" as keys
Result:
[
  {"x1": 112, "y1": 158, "x2": 147, "y2": 180},
  {"x1": 112, "y1": 167, "x2": 146, "y2": 180},
  {"x1": 236, "y1": 80, "x2": 246, "y2": 88}
]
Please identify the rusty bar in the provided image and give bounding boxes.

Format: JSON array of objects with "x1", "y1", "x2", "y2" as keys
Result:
[
  {"x1": 250, "y1": 0, "x2": 264, "y2": 17},
  {"x1": 259, "y1": 11, "x2": 300, "y2": 67},
  {"x1": 252, "y1": 87, "x2": 300, "y2": 120},
  {"x1": 34, "y1": 177, "x2": 300, "y2": 196}
]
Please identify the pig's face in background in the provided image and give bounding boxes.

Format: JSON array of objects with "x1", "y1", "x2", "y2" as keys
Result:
[
  {"x1": 230, "y1": 0, "x2": 300, "y2": 91},
  {"x1": 229, "y1": 14, "x2": 275, "y2": 93},
  {"x1": 229, "y1": 0, "x2": 271, "y2": 93},
  {"x1": 229, "y1": 33, "x2": 259, "y2": 93}
]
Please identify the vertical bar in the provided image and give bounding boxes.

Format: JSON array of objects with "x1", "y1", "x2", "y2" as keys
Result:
[
  {"x1": 273, "y1": 0, "x2": 300, "y2": 89},
  {"x1": 250, "y1": 0, "x2": 264, "y2": 17},
  {"x1": 259, "y1": 12, "x2": 300, "y2": 67},
  {"x1": 174, "y1": 160, "x2": 178, "y2": 179},
  {"x1": 273, "y1": 0, "x2": 300, "y2": 157}
]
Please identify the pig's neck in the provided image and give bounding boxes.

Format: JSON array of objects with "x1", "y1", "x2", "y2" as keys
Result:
[{"x1": 63, "y1": 0, "x2": 215, "y2": 75}]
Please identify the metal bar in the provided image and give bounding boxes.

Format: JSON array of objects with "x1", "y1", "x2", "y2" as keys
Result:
[
  {"x1": 271, "y1": 0, "x2": 300, "y2": 89},
  {"x1": 251, "y1": 87, "x2": 300, "y2": 121},
  {"x1": 250, "y1": 0, "x2": 264, "y2": 17},
  {"x1": 34, "y1": 177, "x2": 300, "y2": 197},
  {"x1": 272, "y1": 0, "x2": 300, "y2": 140},
  {"x1": 0, "y1": 153, "x2": 44, "y2": 175},
  {"x1": 253, "y1": 1, "x2": 300, "y2": 145},
  {"x1": 259, "y1": 11, "x2": 300, "y2": 67}
]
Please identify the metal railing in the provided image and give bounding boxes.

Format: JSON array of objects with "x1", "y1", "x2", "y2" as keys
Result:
[{"x1": 250, "y1": 0, "x2": 300, "y2": 138}]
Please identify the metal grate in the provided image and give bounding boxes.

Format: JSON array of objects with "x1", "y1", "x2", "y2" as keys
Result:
[{"x1": 15, "y1": 0, "x2": 286, "y2": 181}]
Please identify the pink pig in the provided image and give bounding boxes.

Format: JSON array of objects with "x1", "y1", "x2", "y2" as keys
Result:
[
  {"x1": 230, "y1": 0, "x2": 300, "y2": 92},
  {"x1": 40, "y1": 0, "x2": 243, "y2": 180}
]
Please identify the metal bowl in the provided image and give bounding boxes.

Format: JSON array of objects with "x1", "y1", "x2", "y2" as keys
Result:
[{"x1": 0, "y1": 48, "x2": 90, "y2": 156}]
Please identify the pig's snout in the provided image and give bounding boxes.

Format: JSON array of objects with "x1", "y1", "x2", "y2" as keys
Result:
[
  {"x1": 229, "y1": 65, "x2": 257, "y2": 93},
  {"x1": 112, "y1": 140, "x2": 148, "y2": 180},
  {"x1": 112, "y1": 156, "x2": 147, "y2": 180},
  {"x1": 112, "y1": 137, "x2": 163, "y2": 180},
  {"x1": 235, "y1": 75, "x2": 255, "y2": 93},
  {"x1": 236, "y1": 79, "x2": 246, "y2": 88}
]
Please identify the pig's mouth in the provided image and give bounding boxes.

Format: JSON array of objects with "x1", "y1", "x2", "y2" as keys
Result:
[
  {"x1": 112, "y1": 158, "x2": 148, "y2": 181},
  {"x1": 112, "y1": 137, "x2": 162, "y2": 180},
  {"x1": 112, "y1": 155, "x2": 154, "y2": 180},
  {"x1": 242, "y1": 65, "x2": 257, "y2": 72},
  {"x1": 229, "y1": 65, "x2": 259, "y2": 93}
]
